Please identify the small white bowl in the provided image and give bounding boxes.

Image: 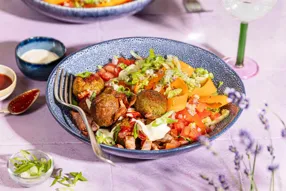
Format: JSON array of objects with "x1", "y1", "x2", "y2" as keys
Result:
[{"x1": 0, "y1": 65, "x2": 17, "y2": 101}]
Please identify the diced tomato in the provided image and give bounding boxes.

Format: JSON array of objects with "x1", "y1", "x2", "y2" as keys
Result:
[
  {"x1": 100, "y1": 72, "x2": 115, "y2": 81},
  {"x1": 114, "y1": 67, "x2": 122, "y2": 77},
  {"x1": 211, "y1": 112, "x2": 221, "y2": 120},
  {"x1": 126, "y1": 111, "x2": 141, "y2": 118},
  {"x1": 173, "y1": 120, "x2": 185, "y2": 132},
  {"x1": 97, "y1": 68, "x2": 106, "y2": 76},
  {"x1": 170, "y1": 129, "x2": 179, "y2": 137},
  {"x1": 120, "y1": 126, "x2": 132, "y2": 133},
  {"x1": 188, "y1": 127, "x2": 201, "y2": 141},
  {"x1": 196, "y1": 103, "x2": 207, "y2": 113},
  {"x1": 176, "y1": 109, "x2": 206, "y2": 131},
  {"x1": 165, "y1": 140, "x2": 181, "y2": 149},
  {"x1": 138, "y1": 131, "x2": 147, "y2": 140},
  {"x1": 197, "y1": 110, "x2": 212, "y2": 119},
  {"x1": 103, "y1": 63, "x2": 116, "y2": 74},
  {"x1": 93, "y1": 73, "x2": 100, "y2": 78},
  {"x1": 117, "y1": 58, "x2": 135, "y2": 66},
  {"x1": 181, "y1": 126, "x2": 191, "y2": 137}
]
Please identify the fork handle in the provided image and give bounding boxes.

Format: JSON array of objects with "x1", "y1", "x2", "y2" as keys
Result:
[{"x1": 76, "y1": 108, "x2": 115, "y2": 166}]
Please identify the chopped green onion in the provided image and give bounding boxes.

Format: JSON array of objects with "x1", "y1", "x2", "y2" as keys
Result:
[
  {"x1": 96, "y1": 130, "x2": 115, "y2": 146},
  {"x1": 90, "y1": 92, "x2": 96, "y2": 101},
  {"x1": 133, "y1": 123, "x2": 139, "y2": 139},
  {"x1": 118, "y1": 63, "x2": 127, "y2": 69},
  {"x1": 72, "y1": 98, "x2": 78, "y2": 106},
  {"x1": 112, "y1": 125, "x2": 121, "y2": 142},
  {"x1": 218, "y1": 81, "x2": 224, "y2": 88},
  {"x1": 11, "y1": 150, "x2": 52, "y2": 178},
  {"x1": 51, "y1": 171, "x2": 88, "y2": 188},
  {"x1": 76, "y1": 72, "x2": 92, "y2": 78}
]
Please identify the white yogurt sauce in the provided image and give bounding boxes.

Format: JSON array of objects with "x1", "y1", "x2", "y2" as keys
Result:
[{"x1": 21, "y1": 49, "x2": 59, "y2": 64}]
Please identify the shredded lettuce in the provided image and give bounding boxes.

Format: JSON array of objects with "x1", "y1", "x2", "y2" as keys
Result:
[
  {"x1": 218, "y1": 81, "x2": 224, "y2": 88},
  {"x1": 166, "y1": 88, "x2": 182, "y2": 99},
  {"x1": 118, "y1": 63, "x2": 127, "y2": 69},
  {"x1": 163, "y1": 70, "x2": 174, "y2": 85},
  {"x1": 151, "y1": 111, "x2": 177, "y2": 127},
  {"x1": 117, "y1": 85, "x2": 133, "y2": 97},
  {"x1": 130, "y1": 50, "x2": 143, "y2": 60},
  {"x1": 96, "y1": 129, "x2": 115, "y2": 146},
  {"x1": 111, "y1": 125, "x2": 121, "y2": 142},
  {"x1": 76, "y1": 72, "x2": 92, "y2": 78}
]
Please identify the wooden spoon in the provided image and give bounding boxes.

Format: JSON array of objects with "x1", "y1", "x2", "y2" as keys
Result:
[{"x1": 0, "y1": 89, "x2": 40, "y2": 115}]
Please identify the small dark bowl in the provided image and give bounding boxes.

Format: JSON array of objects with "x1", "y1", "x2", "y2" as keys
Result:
[
  {"x1": 46, "y1": 37, "x2": 245, "y2": 159},
  {"x1": 15, "y1": 37, "x2": 66, "y2": 81},
  {"x1": 21, "y1": 0, "x2": 153, "y2": 23}
]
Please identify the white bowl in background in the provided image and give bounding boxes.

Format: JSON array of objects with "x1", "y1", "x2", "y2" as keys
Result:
[{"x1": 0, "y1": 65, "x2": 17, "y2": 101}]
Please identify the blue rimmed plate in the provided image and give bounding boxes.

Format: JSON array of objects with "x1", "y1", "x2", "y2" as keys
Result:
[
  {"x1": 46, "y1": 37, "x2": 245, "y2": 159},
  {"x1": 22, "y1": 0, "x2": 153, "y2": 23}
]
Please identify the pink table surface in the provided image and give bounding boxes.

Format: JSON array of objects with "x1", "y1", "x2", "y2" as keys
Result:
[{"x1": 0, "y1": 0, "x2": 286, "y2": 190}]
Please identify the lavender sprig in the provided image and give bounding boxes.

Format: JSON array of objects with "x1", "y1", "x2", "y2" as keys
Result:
[
  {"x1": 258, "y1": 103, "x2": 280, "y2": 191},
  {"x1": 198, "y1": 136, "x2": 217, "y2": 156},
  {"x1": 218, "y1": 175, "x2": 229, "y2": 190},
  {"x1": 198, "y1": 136, "x2": 241, "y2": 190},
  {"x1": 224, "y1": 88, "x2": 249, "y2": 109}
]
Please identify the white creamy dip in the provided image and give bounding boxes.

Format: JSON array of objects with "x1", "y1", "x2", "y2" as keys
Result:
[{"x1": 21, "y1": 49, "x2": 59, "y2": 64}]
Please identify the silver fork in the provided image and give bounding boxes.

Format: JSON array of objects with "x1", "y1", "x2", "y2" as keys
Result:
[
  {"x1": 183, "y1": 0, "x2": 212, "y2": 13},
  {"x1": 54, "y1": 68, "x2": 114, "y2": 166}
]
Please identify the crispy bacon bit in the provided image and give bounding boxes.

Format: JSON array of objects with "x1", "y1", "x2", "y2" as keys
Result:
[
  {"x1": 129, "y1": 94, "x2": 137, "y2": 107},
  {"x1": 70, "y1": 111, "x2": 99, "y2": 136},
  {"x1": 126, "y1": 111, "x2": 141, "y2": 118},
  {"x1": 116, "y1": 144, "x2": 124, "y2": 149},
  {"x1": 142, "y1": 140, "x2": 152, "y2": 150},
  {"x1": 157, "y1": 134, "x2": 173, "y2": 143},
  {"x1": 125, "y1": 136, "x2": 136, "y2": 150},
  {"x1": 151, "y1": 143, "x2": 159, "y2": 150}
]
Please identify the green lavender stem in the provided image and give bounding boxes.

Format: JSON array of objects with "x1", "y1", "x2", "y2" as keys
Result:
[
  {"x1": 250, "y1": 145, "x2": 259, "y2": 191},
  {"x1": 236, "y1": 22, "x2": 248, "y2": 67}
]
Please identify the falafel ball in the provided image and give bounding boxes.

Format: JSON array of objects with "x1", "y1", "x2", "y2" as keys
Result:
[
  {"x1": 72, "y1": 74, "x2": 104, "y2": 98},
  {"x1": 134, "y1": 90, "x2": 167, "y2": 119},
  {"x1": 90, "y1": 93, "x2": 119, "y2": 127}
]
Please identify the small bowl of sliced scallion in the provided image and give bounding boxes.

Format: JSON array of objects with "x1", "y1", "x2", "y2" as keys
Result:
[{"x1": 7, "y1": 149, "x2": 54, "y2": 187}]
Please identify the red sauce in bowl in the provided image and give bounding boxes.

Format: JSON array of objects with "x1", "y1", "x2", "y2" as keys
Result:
[{"x1": 0, "y1": 74, "x2": 12, "y2": 91}]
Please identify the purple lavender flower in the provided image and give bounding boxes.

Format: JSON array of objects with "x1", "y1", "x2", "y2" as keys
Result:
[
  {"x1": 267, "y1": 145, "x2": 274, "y2": 156},
  {"x1": 199, "y1": 174, "x2": 218, "y2": 189},
  {"x1": 253, "y1": 144, "x2": 262, "y2": 155},
  {"x1": 218, "y1": 175, "x2": 229, "y2": 190},
  {"x1": 229, "y1": 146, "x2": 237, "y2": 153},
  {"x1": 239, "y1": 130, "x2": 254, "y2": 151},
  {"x1": 268, "y1": 164, "x2": 279, "y2": 172},
  {"x1": 258, "y1": 108, "x2": 270, "y2": 130},
  {"x1": 244, "y1": 169, "x2": 250, "y2": 176},
  {"x1": 224, "y1": 87, "x2": 249, "y2": 109},
  {"x1": 229, "y1": 145, "x2": 243, "y2": 170},
  {"x1": 234, "y1": 152, "x2": 243, "y2": 170},
  {"x1": 281, "y1": 129, "x2": 286, "y2": 138}
]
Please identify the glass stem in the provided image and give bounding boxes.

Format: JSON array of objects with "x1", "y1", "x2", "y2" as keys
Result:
[{"x1": 236, "y1": 22, "x2": 248, "y2": 67}]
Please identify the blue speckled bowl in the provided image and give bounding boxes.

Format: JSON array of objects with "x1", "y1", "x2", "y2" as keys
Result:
[
  {"x1": 16, "y1": 36, "x2": 66, "y2": 81},
  {"x1": 21, "y1": 0, "x2": 153, "y2": 23},
  {"x1": 46, "y1": 37, "x2": 245, "y2": 159}
]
